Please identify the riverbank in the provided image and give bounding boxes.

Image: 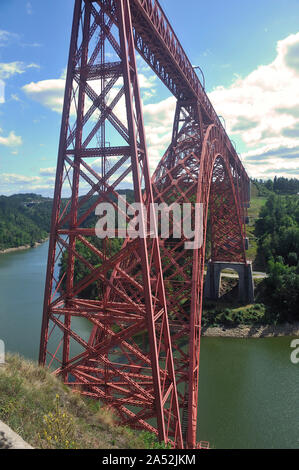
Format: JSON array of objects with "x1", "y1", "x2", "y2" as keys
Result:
[
  {"x1": 202, "y1": 322, "x2": 299, "y2": 338},
  {"x1": 0, "y1": 237, "x2": 49, "y2": 255}
]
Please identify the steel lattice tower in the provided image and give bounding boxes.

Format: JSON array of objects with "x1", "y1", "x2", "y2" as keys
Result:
[
  {"x1": 40, "y1": 0, "x2": 251, "y2": 449},
  {"x1": 39, "y1": 0, "x2": 183, "y2": 448}
]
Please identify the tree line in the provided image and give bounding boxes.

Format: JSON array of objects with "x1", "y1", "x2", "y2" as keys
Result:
[
  {"x1": 252, "y1": 176, "x2": 299, "y2": 196},
  {"x1": 0, "y1": 194, "x2": 52, "y2": 251},
  {"x1": 255, "y1": 193, "x2": 299, "y2": 319}
]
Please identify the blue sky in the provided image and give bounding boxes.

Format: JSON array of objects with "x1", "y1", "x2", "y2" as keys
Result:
[{"x1": 0, "y1": 0, "x2": 299, "y2": 196}]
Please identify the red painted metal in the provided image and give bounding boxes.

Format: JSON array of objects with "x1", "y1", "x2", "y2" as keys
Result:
[
  {"x1": 40, "y1": 0, "x2": 250, "y2": 449},
  {"x1": 111, "y1": 112, "x2": 249, "y2": 448},
  {"x1": 39, "y1": 0, "x2": 183, "y2": 448},
  {"x1": 151, "y1": 117, "x2": 249, "y2": 448}
]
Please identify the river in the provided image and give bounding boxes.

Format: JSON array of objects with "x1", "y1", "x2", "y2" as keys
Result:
[{"x1": 0, "y1": 241, "x2": 298, "y2": 449}]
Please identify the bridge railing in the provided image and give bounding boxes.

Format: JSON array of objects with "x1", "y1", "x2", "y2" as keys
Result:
[{"x1": 131, "y1": 0, "x2": 249, "y2": 185}]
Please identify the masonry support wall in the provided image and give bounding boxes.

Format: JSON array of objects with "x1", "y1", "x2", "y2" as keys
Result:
[{"x1": 204, "y1": 261, "x2": 254, "y2": 304}]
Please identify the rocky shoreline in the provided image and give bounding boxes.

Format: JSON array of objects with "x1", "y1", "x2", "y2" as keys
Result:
[
  {"x1": 202, "y1": 322, "x2": 299, "y2": 338},
  {"x1": 0, "y1": 238, "x2": 49, "y2": 255}
]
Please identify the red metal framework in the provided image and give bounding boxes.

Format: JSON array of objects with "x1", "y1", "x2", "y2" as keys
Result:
[
  {"x1": 39, "y1": 0, "x2": 183, "y2": 448},
  {"x1": 112, "y1": 107, "x2": 249, "y2": 448},
  {"x1": 151, "y1": 115, "x2": 249, "y2": 448},
  {"x1": 40, "y1": 0, "x2": 250, "y2": 449}
]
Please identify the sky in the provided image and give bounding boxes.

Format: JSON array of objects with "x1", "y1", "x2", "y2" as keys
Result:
[{"x1": 0, "y1": 0, "x2": 299, "y2": 196}]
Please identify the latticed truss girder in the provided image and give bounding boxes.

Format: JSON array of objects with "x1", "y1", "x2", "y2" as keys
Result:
[
  {"x1": 39, "y1": 0, "x2": 183, "y2": 448},
  {"x1": 110, "y1": 100, "x2": 249, "y2": 447},
  {"x1": 40, "y1": 0, "x2": 250, "y2": 451},
  {"x1": 153, "y1": 120, "x2": 249, "y2": 448}
]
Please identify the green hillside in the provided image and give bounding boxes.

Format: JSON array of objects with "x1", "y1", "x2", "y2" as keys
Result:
[
  {"x1": 0, "y1": 194, "x2": 52, "y2": 251},
  {"x1": 0, "y1": 191, "x2": 135, "y2": 252},
  {"x1": 0, "y1": 353, "x2": 164, "y2": 449}
]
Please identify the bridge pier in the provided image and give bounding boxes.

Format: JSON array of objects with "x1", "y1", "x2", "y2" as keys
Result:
[{"x1": 204, "y1": 261, "x2": 254, "y2": 303}]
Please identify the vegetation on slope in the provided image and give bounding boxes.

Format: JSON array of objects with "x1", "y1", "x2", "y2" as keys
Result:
[
  {"x1": 0, "y1": 190, "x2": 136, "y2": 252},
  {"x1": 58, "y1": 237, "x2": 123, "y2": 299},
  {"x1": 0, "y1": 194, "x2": 51, "y2": 251},
  {"x1": 202, "y1": 301, "x2": 269, "y2": 328},
  {"x1": 203, "y1": 179, "x2": 299, "y2": 326},
  {"x1": 252, "y1": 176, "x2": 299, "y2": 196},
  {"x1": 0, "y1": 353, "x2": 165, "y2": 449},
  {"x1": 254, "y1": 193, "x2": 299, "y2": 319}
]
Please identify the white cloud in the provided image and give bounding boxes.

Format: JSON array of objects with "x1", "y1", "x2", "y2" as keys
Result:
[
  {"x1": 242, "y1": 143, "x2": 299, "y2": 179},
  {"x1": 208, "y1": 32, "x2": 299, "y2": 178},
  {"x1": 0, "y1": 79, "x2": 4, "y2": 104},
  {"x1": 27, "y1": 63, "x2": 40, "y2": 70},
  {"x1": 0, "y1": 173, "x2": 56, "y2": 197},
  {"x1": 0, "y1": 60, "x2": 39, "y2": 105},
  {"x1": 22, "y1": 42, "x2": 42, "y2": 48},
  {"x1": 0, "y1": 59, "x2": 40, "y2": 106},
  {"x1": 138, "y1": 73, "x2": 157, "y2": 96},
  {"x1": 0, "y1": 130, "x2": 22, "y2": 147},
  {"x1": 22, "y1": 69, "x2": 157, "y2": 114},
  {"x1": 23, "y1": 71, "x2": 176, "y2": 175},
  {"x1": 0, "y1": 61, "x2": 40, "y2": 80},
  {"x1": 21, "y1": 32, "x2": 299, "y2": 181},
  {"x1": 23, "y1": 78, "x2": 65, "y2": 113},
  {"x1": 39, "y1": 167, "x2": 56, "y2": 176},
  {"x1": 2, "y1": 173, "x2": 41, "y2": 185},
  {"x1": 0, "y1": 30, "x2": 19, "y2": 47},
  {"x1": 0, "y1": 30, "x2": 11, "y2": 43},
  {"x1": 143, "y1": 96, "x2": 176, "y2": 172},
  {"x1": 0, "y1": 62, "x2": 25, "y2": 79},
  {"x1": 26, "y1": 2, "x2": 33, "y2": 15}
]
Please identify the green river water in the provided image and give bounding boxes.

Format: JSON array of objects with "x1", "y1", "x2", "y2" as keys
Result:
[{"x1": 0, "y1": 241, "x2": 298, "y2": 449}]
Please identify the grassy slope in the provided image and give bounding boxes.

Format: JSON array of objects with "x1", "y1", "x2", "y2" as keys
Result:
[
  {"x1": 0, "y1": 354, "x2": 160, "y2": 449},
  {"x1": 202, "y1": 299, "x2": 272, "y2": 328}
]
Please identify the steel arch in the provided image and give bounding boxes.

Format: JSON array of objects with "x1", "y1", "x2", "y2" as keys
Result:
[
  {"x1": 107, "y1": 118, "x2": 250, "y2": 447},
  {"x1": 39, "y1": 0, "x2": 183, "y2": 448},
  {"x1": 39, "y1": 0, "x2": 251, "y2": 450}
]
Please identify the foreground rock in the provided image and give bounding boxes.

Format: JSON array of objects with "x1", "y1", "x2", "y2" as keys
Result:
[{"x1": 0, "y1": 420, "x2": 33, "y2": 449}]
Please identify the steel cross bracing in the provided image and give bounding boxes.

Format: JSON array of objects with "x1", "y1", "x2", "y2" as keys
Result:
[
  {"x1": 97, "y1": 0, "x2": 249, "y2": 186},
  {"x1": 105, "y1": 0, "x2": 250, "y2": 448},
  {"x1": 40, "y1": 0, "x2": 250, "y2": 450},
  {"x1": 110, "y1": 108, "x2": 249, "y2": 448},
  {"x1": 151, "y1": 116, "x2": 249, "y2": 448},
  {"x1": 39, "y1": 0, "x2": 183, "y2": 448}
]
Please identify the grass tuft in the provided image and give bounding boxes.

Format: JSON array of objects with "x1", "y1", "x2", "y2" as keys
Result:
[{"x1": 0, "y1": 353, "x2": 162, "y2": 449}]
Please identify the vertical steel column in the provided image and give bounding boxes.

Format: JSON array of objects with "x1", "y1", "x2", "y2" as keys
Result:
[
  {"x1": 39, "y1": 0, "x2": 183, "y2": 449},
  {"x1": 39, "y1": 0, "x2": 82, "y2": 365},
  {"x1": 116, "y1": 0, "x2": 182, "y2": 446}
]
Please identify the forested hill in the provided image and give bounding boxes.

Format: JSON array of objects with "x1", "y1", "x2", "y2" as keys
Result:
[
  {"x1": 0, "y1": 190, "x2": 135, "y2": 252},
  {"x1": 0, "y1": 194, "x2": 52, "y2": 251},
  {"x1": 251, "y1": 176, "x2": 299, "y2": 196}
]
